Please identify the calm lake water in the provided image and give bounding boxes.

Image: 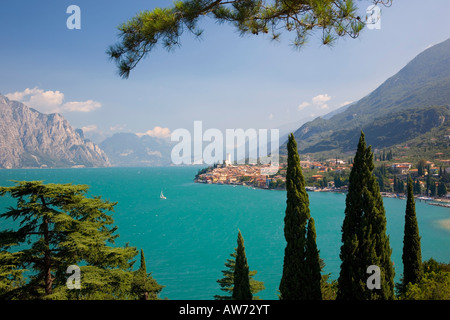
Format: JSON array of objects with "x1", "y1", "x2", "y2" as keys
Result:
[{"x1": 0, "y1": 167, "x2": 449, "y2": 300}]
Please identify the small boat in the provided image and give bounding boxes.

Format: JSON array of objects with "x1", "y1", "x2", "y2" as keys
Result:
[{"x1": 160, "y1": 190, "x2": 166, "y2": 199}]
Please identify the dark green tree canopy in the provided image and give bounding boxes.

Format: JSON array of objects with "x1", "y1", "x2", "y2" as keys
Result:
[
  {"x1": 0, "y1": 181, "x2": 152, "y2": 300},
  {"x1": 232, "y1": 230, "x2": 252, "y2": 300},
  {"x1": 215, "y1": 247, "x2": 265, "y2": 300},
  {"x1": 108, "y1": 0, "x2": 393, "y2": 78},
  {"x1": 131, "y1": 249, "x2": 165, "y2": 300},
  {"x1": 279, "y1": 133, "x2": 322, "y2": 300},
  {"x1": 400, "y1": 177, "x2": 422, "y2": 295},
  {"x1": 337, "y1": 132, "x2": 395, "y2": 300}
]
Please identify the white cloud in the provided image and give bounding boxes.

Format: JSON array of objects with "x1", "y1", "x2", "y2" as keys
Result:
[
  {"x1": 5, "y1": 87, "x2": 101, "y2": 114},
  {"x1": 298, "y1": 94, "x2": 332, "y2": 113},
  {"x1": 312, "y1": 94, "x2": 331, "y2": 105},
  {"x1": 137, "y1": 126, "x2": 171, "y2": 139},
  {"x1": 81, "y1": 125, "x2": 98, "y2": 133},
  {"x1": 110, "y1": 124, "x2": 127, "y2": 132},
  {"x1": 62, "y1": 100, "x2": 101, "y2": 112},
  {"x1": 312, "y1": 94, "x2": 331, "y2": 110},
  {"x1": 297, "y1": 101, "x2": 310, "y2": 111},
  {"x1": 339, "y1": 101, "x2": 353, "y2": 107}
]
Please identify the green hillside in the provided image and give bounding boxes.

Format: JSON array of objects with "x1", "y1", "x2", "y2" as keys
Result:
[{"x1": 281, "y1": 38, "x2": 450, "y2": 159}]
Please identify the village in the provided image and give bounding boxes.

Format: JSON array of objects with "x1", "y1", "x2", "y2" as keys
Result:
[{"x1": 194, "y1": 154, "x2": 450, "y2": 206}]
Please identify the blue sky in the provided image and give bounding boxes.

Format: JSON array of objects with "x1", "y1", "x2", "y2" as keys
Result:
[{"x1": 0, "y1": 0, "x2": 449, "y2": 142}]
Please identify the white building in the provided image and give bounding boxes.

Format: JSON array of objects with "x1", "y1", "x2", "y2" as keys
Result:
[{"x1": 224, "y1": 153, "x2": 232, "y2": 166}]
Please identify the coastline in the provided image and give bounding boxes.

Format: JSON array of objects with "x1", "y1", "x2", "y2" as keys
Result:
[{"x1": 194, "y1": 179, "x2": 450, "y2": 208}]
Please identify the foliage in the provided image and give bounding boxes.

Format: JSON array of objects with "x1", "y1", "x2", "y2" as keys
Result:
[
  {"x1": 0, "y1": 181, "x2": 163, "y2": 300},
  {"x1": 337, "y1": 132, "x2": 395, "y2": 300},
  {"x1": 320, "y1": 259, "x2": 338, "y2": 300},
  {"x1": 0, "y1": 250, "x2": 26, "y2": 297},
  {"x1": 402, "y1": 259, "x2": 450, "y2": 300},
  {"x1": 279, "y1": 133, "x2": 321, "y2": 299},
  {"x1": 131, "y1": 249, "x2": 165, "y2": 300},
  {"x1": 293, "y1": 105, "x2": 450, "y2": 155},
  {"x1": 304, "y1": 217, "x2": 322, "y2": 299},
  {"x1": 232, "y1": 230, "x2": 252, "y2": 300},
  {"x1": 107, "y1": 0, "x2": 394, "y2": 78},
  {"x1": 398, "y1": 177, "x2": 422, "y2": 296},
  {"x1": 284, "y1": 38, "x2": 450, "y2": 157},
  {"x1": 215, "y1": 249, "x2": 265, "y2": 300}
]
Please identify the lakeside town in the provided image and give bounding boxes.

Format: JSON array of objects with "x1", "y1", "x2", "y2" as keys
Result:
[{"x1": 194, "y1": 154, "x2": 450, "y2": 207}]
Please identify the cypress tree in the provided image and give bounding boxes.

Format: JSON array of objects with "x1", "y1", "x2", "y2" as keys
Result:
[
  {"x1": 232, "y1": 230, "x2": 252, "y2": 300},
  {"x1": 305, "y1": 217, "x2": 322, "y2": 299},
  {"x1": 279, "y1": 133, "x2": 321, "y2": 299},
  {"x1": 131, "y1": 249, "x2": 165, "y2": 300},
  {"x1": 401, "y1": 177, "x2": 422, "y2": 294},
  {"x1": 413, "y1": 179, "x2": 421, "y2": 195},
  {"x1": 337, "y1": 131, "x2": 395, "y2": 300},
  {"x1": 215, "y1": 248, "x2": 265, "y2": 300},
  {"x1": 426, "y1": 166, "x2": 431, "y2": 196},
  {"x1": 438, "y1": 181, "x2": 447, "y2": 197}
]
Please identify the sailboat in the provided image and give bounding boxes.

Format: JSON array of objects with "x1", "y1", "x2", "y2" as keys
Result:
[{"x1": 160, "y1": 190, "x2": 166, "y2": 199}]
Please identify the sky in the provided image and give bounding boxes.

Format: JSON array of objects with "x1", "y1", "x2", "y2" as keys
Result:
[{"x1": 0, "y1": 0, "x2": 449, "y2": 143}]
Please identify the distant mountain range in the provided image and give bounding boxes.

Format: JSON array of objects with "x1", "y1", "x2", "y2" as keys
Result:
[
  {"x1": 99, "y1": 133, "x2": 174, "y2": 167},
  {"x1": 2, "y1": 39, "x2": 449, "y2": 169},
  {"x1": 282, "y1": 38, "x2": 450, "y2": 156},
  {"x1": 0, "y1": 94, "x2": 110, "y2": 169}
]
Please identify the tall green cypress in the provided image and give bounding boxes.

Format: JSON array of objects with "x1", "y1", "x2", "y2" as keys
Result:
[
  {"x1": 337, "y1": 131, "x2": 395, "y2": 300},
  {"x1": 279, "y1": 133, "x2": 321, "y2": 300},
  {"x1": 131, "y1": 249, "x2": 165, "y2": 300},
  {"x1": 305, "y1": 217, "x2": 322, "y2": 299},
  {"x1": 215, "y1": 248, "x2": 265, "y2": 300},
  {"x1": 401, "y1": 177, "x2": 422, "y2": 293},
  {"x1": 232, "y1": 230, "x2": 252, "y2": 300},
  {"x1": 139, "y1": 249, "x2": 146, "y2": 271}
]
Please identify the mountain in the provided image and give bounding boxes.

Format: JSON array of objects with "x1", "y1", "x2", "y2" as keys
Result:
[
  {"x1": 99, "y1": 133, "x2": 174, "y2": 167},
  {"x1": 0, "y1": 94, "x2": 110, "y2": 169},
  {"x1": 284, "y1": 38, "x2": 450, "y2": 155}
]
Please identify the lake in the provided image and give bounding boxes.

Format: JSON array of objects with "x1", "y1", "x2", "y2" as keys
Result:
[{"x1": 0, "y1": 167, "x2": 449, "y2": 300}]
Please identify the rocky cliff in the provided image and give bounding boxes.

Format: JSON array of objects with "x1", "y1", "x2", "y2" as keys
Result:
[{"x1": 0, "y1": 94, "x2": 110, "y2": 168}]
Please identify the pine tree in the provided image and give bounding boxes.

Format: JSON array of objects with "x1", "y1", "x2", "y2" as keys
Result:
[
  {"x1": 401, "y1": 177, "x2": 422, "y2": 295},
  {"x1": 337, "y1": 132, "x2": 395, "y2": 300},
  {"x1": 279, "y1": 133, "x2": 321, "y2": 299},
  {"x1": 0, "y1": 181, "x2": 140, "y2": 299},
  {"x1": 232, "y1": 231, "x2": 252, "y2": 300},
  {"x1": 105, "y1": 0, "x2": 391, "y2": 78},
  {"x1": 0, "y1": 250, "x2": 26, "y2": 297}
]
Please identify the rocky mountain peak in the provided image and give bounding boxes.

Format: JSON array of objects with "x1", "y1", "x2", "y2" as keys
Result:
[{"x1": 0, "y1": 94, "x2": 110, "y2": 169}]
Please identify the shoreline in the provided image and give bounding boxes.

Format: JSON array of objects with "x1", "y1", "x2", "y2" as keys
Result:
[{"x1": 194, "y1": 179, "x2": 450, "y2": 208}]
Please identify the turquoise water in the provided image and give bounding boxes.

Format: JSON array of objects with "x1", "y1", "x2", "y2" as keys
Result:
[{"x1": 0, "y1": 167, "x2": 449, "y2": 300}]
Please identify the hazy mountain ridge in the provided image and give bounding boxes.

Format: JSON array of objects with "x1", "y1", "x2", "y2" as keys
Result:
[
  {"x1": 99, "y1": 132, "x2": 174, "y2": 167},
  {"x1": 0, "y1": 94, "x2": 110, "y2": 169}
]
